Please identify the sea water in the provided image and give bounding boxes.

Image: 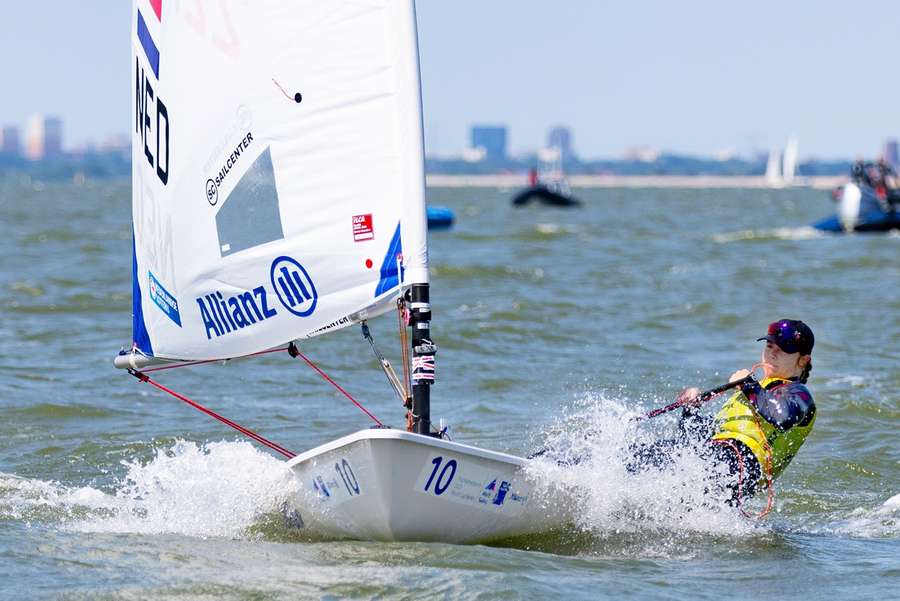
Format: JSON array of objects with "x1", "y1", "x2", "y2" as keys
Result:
[{"x1": 1, "y1": 179, "x2": 897, "y2": 599}]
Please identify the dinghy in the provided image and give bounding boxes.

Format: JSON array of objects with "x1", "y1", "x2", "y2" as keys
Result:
[
  {"x1": 118, "y1": 0, "x2": 568, "y2": 543},
  {"x1": 512, "y1": 148, "x2": 580, "y2": 207},
  {"x1": 426, "y1": 205, "x2": 455, "y2": 230}
]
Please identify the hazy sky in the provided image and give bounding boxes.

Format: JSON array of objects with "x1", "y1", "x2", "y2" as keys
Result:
[{"x1": 2, "y1": 1, "x2": 897, "y2": 159}]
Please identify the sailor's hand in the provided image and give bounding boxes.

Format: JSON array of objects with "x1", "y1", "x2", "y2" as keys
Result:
[
  {"x1": 677, "y1": 387, "x2": 702, "y2": 407},
  {"x1": 729, "y1": 369, "x2": 751, "y2": 383}
]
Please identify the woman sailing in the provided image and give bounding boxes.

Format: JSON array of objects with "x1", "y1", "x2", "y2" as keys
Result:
[{"x1": 630, "y1": 319, "x2": 816, "y2": 509}]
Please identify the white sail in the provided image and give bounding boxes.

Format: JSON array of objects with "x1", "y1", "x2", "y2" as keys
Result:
[
  {"x1": 782, "y1": 135, "x2": 798, "y2": 184},
  {"x1": 130, "y1": 0, "x2": 428, "y2": 360},
  {"x1": 764, "y1": 148, "x2": 781, "y2": 185}
]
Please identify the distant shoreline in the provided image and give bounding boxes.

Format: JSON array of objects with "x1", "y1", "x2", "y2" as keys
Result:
[
  {"x1": 425, "y1": 174, "x2": 845, "y2": 190},
  {"x1": 1, "y1": 171, "x2": 846, "y2": 190}
]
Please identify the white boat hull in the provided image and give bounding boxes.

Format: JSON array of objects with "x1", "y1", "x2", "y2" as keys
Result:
[{"x1": 285, "y1": 429, "x2": 569, "y2": 543}]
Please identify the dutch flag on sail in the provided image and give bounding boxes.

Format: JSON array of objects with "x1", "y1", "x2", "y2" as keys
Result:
[{"x1": 137, "y1": 1, "x2": 163, "y2": 79}]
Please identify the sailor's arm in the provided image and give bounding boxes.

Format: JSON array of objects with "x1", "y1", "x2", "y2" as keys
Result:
[
  {"x1": 739, "y1": 380, "x2": 815, "y2": 430},
  {"x1": 677, "y1": 386, "x2": 713, "y2": 438}
]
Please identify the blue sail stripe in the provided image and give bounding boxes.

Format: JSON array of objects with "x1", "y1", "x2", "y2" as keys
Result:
[
  {"x1": 375, "y1": 222, "x2": 403, "y2": 297},
  {"x1": 132, "y1": 234, "x2": 154, "y2": 355}
]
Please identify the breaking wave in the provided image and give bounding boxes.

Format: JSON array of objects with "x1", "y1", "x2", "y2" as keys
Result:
[
  {"x1": 526, "y1": 393, "x2": 759, "y2": 538},
  {"x1": 525, "y1": 392, "x2": 900, "y2": 545},
  {"x1": 0, "y1": 440, "x2": 300, "y2": 538},
  {"x1": 711, "y1": 226, "x2": 824, "y2": 243},
  {"x1": 805, "y1": 492, "x2": 900, "y2": 539}
]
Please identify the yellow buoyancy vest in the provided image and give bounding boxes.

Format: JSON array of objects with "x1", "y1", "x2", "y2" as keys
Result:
[{"x1": 711, "y1": 377, "x2": 815, "y2": 481}]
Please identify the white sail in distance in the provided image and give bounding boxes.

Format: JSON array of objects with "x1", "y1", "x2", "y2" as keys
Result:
[
  {"x1": 765, "y1": 148, "x2": 781, "y2": 185},
  {"x1": 782, "y1": 135, "x2": 799, "y2": 184},
  {"x1": 130, "y1": 0, "x2": 428, "y2": 361}
]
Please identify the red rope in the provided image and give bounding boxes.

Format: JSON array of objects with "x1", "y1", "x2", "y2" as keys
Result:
[
  {"x1": 288, "y1": 345, "x2": 385, "y2": 427},
  {"x1": 710, "y1": 438, "x2": 774, "y2": 520},
  {"x1": 131, "y1": 342, "x2": 384, "y2": 429},
  {"x1": 130, "y1": 370, "x2": 297, "y2": 459}
]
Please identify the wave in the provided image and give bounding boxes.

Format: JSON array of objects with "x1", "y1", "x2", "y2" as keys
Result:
[
  {"x1": 0, "y1": 440, "x2": 300, "y2": 539},
  {"x1": 525, "y1": 393, "x2": 761, "y2": 542},
  {"x1": 711, "y1": 226, "x2": 824, "y2": 243},
  {"x1": 806, "y1": 492, "x2": 900, "y2": 539},
  {"x1": 524, "y1": 393, "x2": 900, "y2": 548}
]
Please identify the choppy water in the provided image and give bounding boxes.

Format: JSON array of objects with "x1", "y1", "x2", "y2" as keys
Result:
[{"x1": 1, "y1": 179, "x2": 898, "y2": 600}]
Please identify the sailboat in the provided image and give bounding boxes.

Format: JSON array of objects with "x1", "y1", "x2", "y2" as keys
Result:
[
  {"x1": 764, "y1": 148, "x2": 783, "y2": 188},
  {"x1": 118, "y1": 0, "x2": 568, "y2": 543},
  {"x1": 765, "y1": 135, "x2": 806, "y2": 188},
  {"x1": 782, "y1": 135, "x2": 798, "y2": 186}
]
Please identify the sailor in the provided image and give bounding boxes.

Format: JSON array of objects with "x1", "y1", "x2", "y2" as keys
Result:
[
  {"x1": 630, "y1": 319, "x2": 816, "y2": 505},
  {"x1": 851, "y1": 157, "x2": 866, "y2": 183},
  {"x1": 876, "y1": 157, "x2": 900, "y2": 208}
]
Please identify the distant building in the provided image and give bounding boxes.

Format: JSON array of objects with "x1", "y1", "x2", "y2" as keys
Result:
[
  {"x1": 0, "y1": 125, "x2": 21, "y2": 156},
  {"x1": 25, "y1": 115, "x2": 63, "y2": 160},
  {"x1": 470, "y1": 125, "x2": 507, "y2": 161},
  {"x1": 623, "y1": 146, "x2": 661, "y2": 162},
  {"x1": 461, "y1": 146, "x2": 487, "y2": 163},
  {"x1": 100, "y1": 133, "x2": 130, "y2": 153},
  {"x1": 883, "y1": 138, "x2": 898, "y2": 167},
  {"x1": 547, "y1": 125, "x2": 575, "y2": 165}
]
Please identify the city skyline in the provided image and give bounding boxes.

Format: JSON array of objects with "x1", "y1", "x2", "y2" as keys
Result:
[
  {"x1": 7, "y1": 113, "x2": 872, "y2": 166},
  {"x1": 2, "y1": 1, "x2": 898, "y2": 160}
]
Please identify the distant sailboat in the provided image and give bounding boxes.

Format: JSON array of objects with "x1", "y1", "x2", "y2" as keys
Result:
[
  {"x1": 765, "y1": 135, "x2": 804, "y2": 188},
  {"x1": 782, "y1": 135, "x2": 799, "y2": 185},
  {"x1": 118, "y1": 0, "x2": 567, "y2": 543},
  {"x1": 765, "y1": 148, "x2": 783, "y2": 187}
]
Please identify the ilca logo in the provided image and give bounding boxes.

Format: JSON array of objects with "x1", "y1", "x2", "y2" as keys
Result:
[{"x1": 270, "y1": 256, "x2": 317, "y2": 317}]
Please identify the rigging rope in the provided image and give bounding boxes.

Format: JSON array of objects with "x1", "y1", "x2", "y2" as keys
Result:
[
  {"x1": 127, "y1": 369, "x2": 297, "y2": 459},
  {"x1": 125, "y1": 339, "x2": 386, "y2": 447},
  {"x1": 361, "y1": 322, "x2": 406, "y2": 404},
  {"x1": 397, "y1": 298, "x2": 413, "y2": 431},
  {"x1": 287, "y1": 343, "x2": 385, "y2": 427}
]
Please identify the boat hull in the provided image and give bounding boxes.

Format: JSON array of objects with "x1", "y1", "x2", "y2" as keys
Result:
[
  {"x1": 284, "y1": 429, "x2": 569, "y2": 543},
  {"x1": 511, "y1": 185, "x2": 580, "y2": 207}
]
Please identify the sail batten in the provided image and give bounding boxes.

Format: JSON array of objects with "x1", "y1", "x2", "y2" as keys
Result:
[{"x1": 129, "y1": 0, "x2": 427, "y2": 361}]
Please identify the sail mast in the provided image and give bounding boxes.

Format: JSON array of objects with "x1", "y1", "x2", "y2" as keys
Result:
[{"x1": 408, "y1": 284, "x2": 434, "y2": 434}]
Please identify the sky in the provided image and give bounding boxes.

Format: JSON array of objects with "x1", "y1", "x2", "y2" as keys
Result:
[{"x1": 1, "y1": 1, "x2": 898, "y2": 160}]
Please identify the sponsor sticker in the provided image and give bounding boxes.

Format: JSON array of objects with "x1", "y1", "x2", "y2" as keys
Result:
[
  {"x1": 353, "y1": 214, "x2": 374, "y2": 242},
  {"x1": 415, "y1": 455, "x2": 528, "y2": 515},
  {"x1": 270, "y1": 256, "x2": 317, "y2": 317},
  {"x1": 148, "y1": 271, "x2": 181, "y2": 326},
  {"x1": 310, "y1": 457, "x2": 362, "y2": 506},
  {"x1": 195, "y1": 255, "x2": 316, "y2": 341},
  {"x1": 205, "y1": 131, "x2": 254, "y2": 206}
]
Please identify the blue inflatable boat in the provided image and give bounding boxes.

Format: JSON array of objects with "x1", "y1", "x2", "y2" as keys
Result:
[
  {"x1": 813, "y1": 182, "x2": 900, "y2": 233},
  {"x1": 426, "y1": 205, "x2": 455, "y2": 230}
]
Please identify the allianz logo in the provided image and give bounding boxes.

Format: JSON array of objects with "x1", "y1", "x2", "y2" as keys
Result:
[{"x1": 196, "y1": 256, "x2": 318, "y2": 340}]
